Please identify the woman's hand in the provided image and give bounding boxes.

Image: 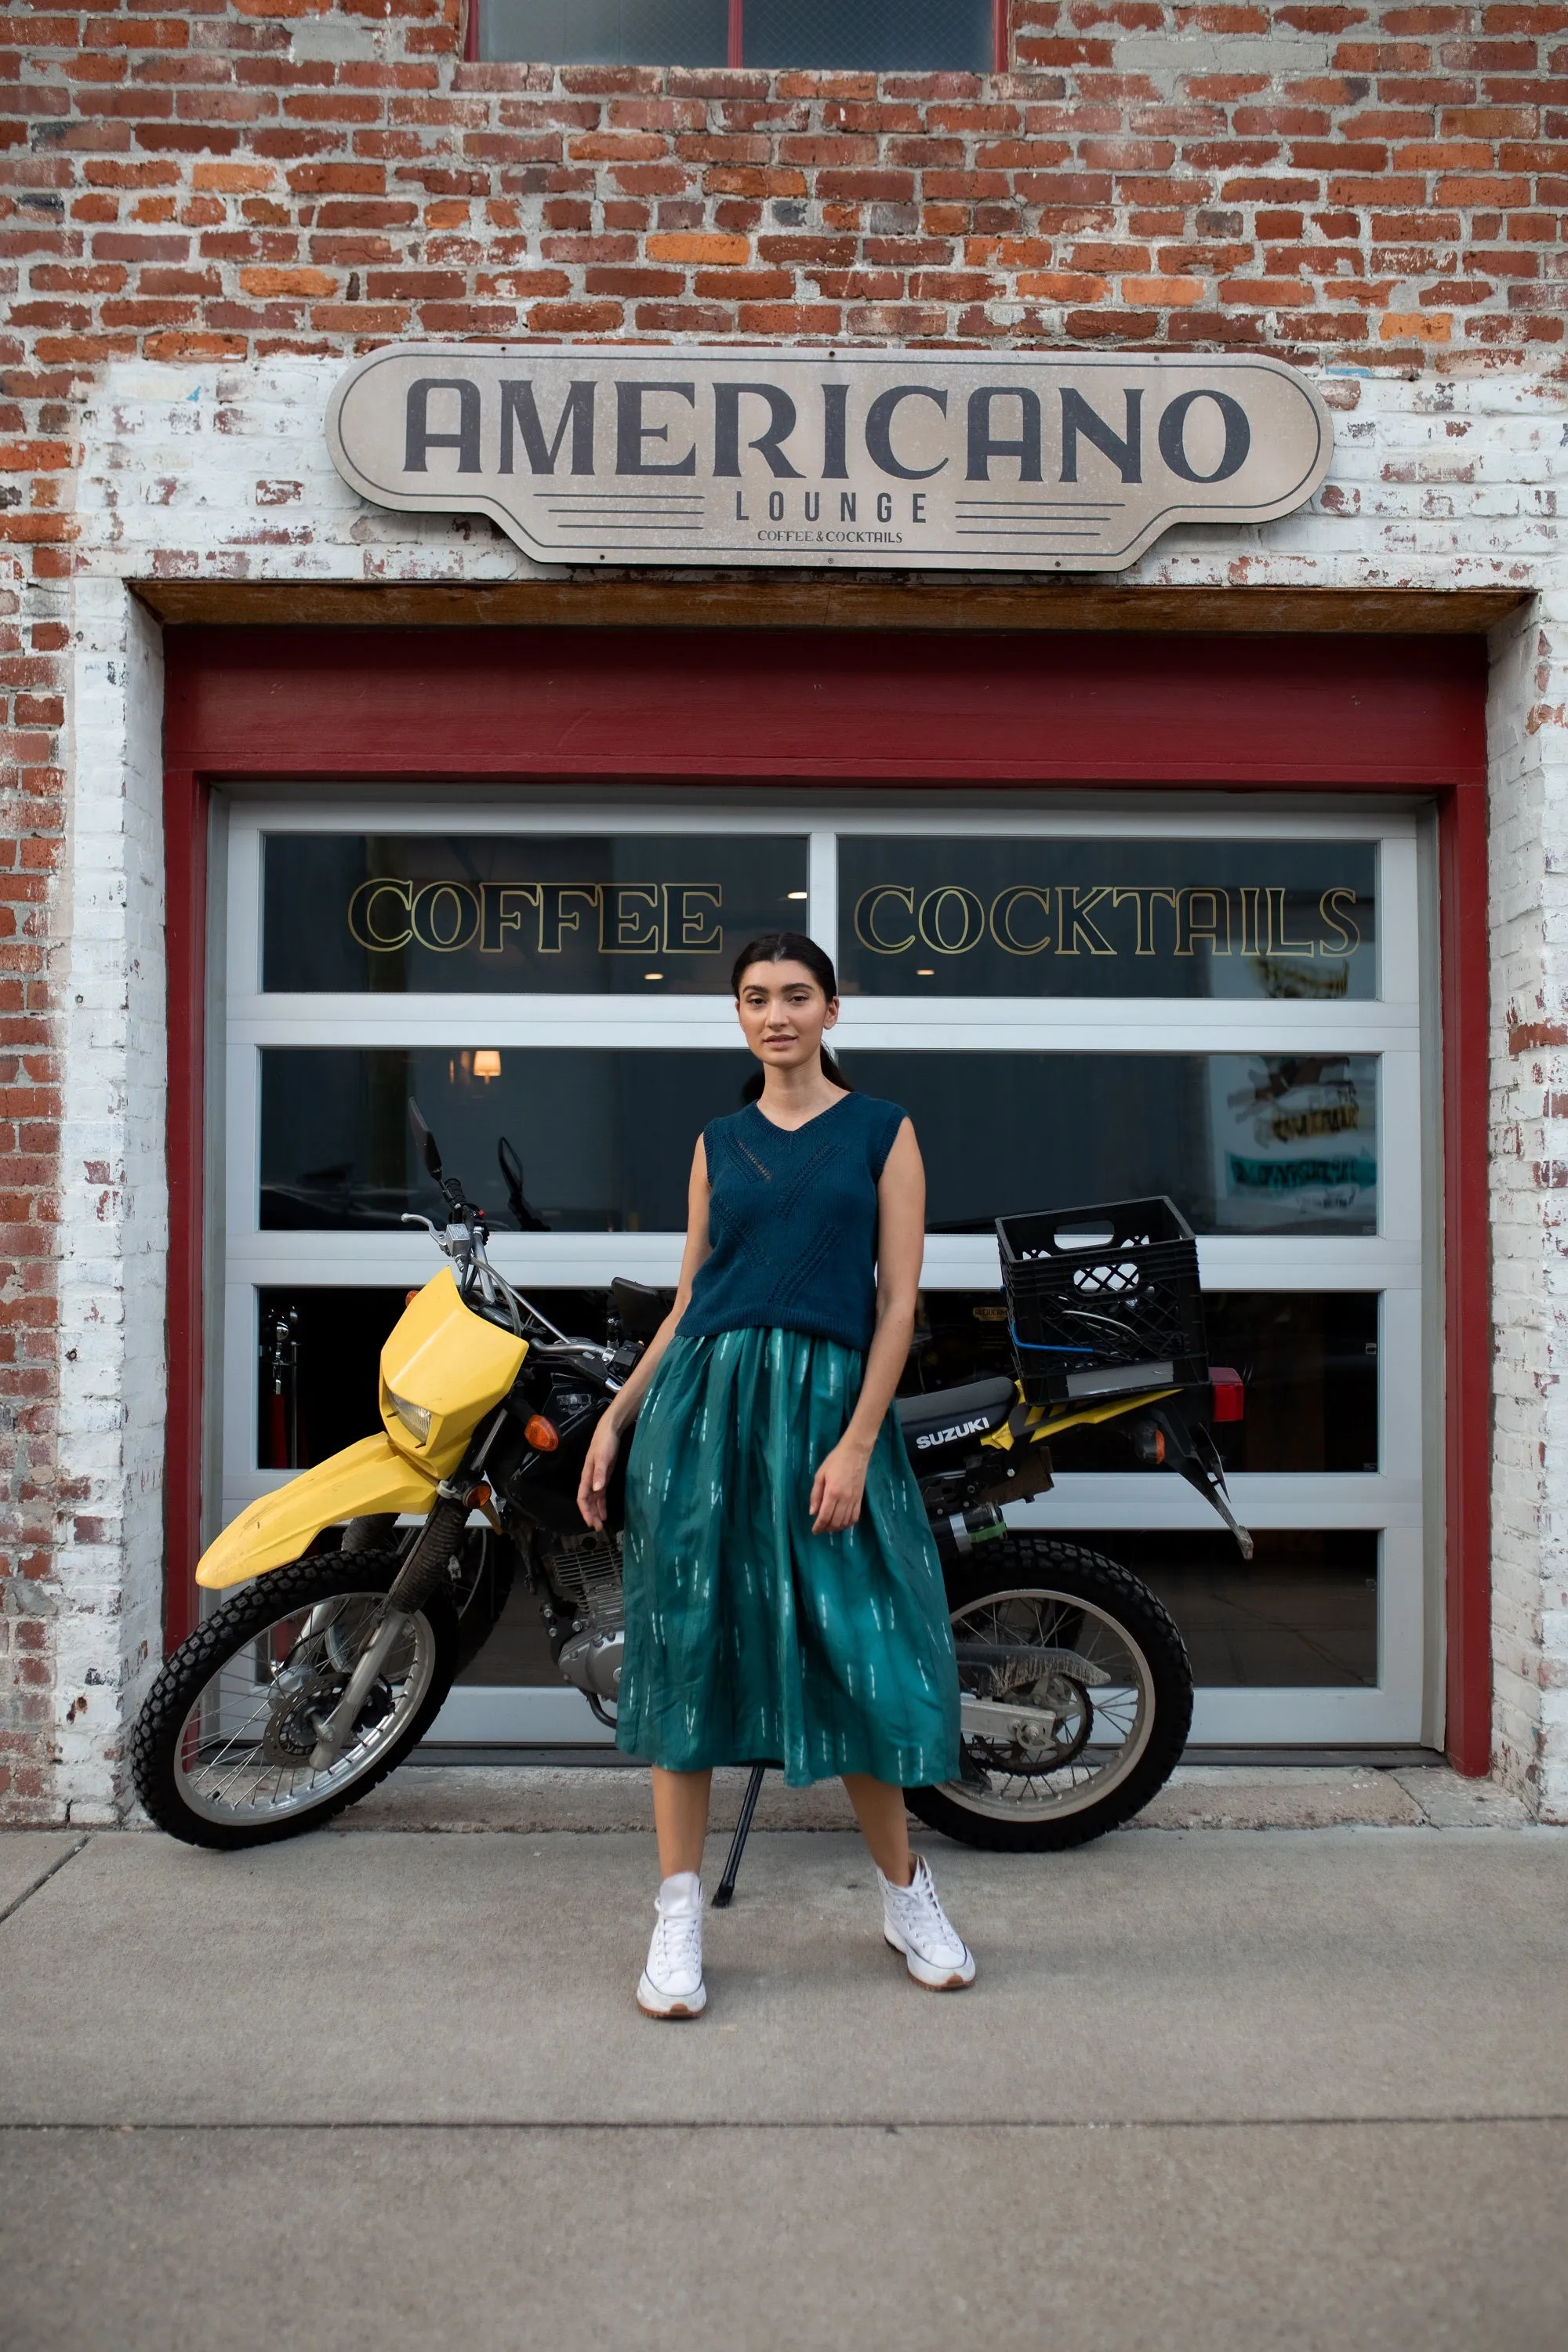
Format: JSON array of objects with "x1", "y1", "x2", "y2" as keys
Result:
[
  {"x1": 577, "y1": 1414, "x2": 623, "y2": 1530},
  {"x1": 810, "y1": 1436, "x2": 872, "y2": 1534}
]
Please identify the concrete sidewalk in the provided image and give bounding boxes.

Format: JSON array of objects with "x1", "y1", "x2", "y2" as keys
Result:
[
  {"x1": 337, "y1": 1755, "x2": 1537, "y2": 1834},
  {"x1": 2, "y1": 1784, "x2": 1565, "y2": 2350}
]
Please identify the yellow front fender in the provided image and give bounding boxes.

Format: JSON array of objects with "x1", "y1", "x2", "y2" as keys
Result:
[{"x1": 197, "y1": 1434, "x2": 441, "y2": 1591}]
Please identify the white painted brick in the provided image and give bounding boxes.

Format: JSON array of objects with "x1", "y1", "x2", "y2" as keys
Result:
[{"x1": 40, "y1": 356, "x2": 1568, "y2": 1818}]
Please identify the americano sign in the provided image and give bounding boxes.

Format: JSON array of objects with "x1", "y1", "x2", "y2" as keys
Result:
[{"x1": 326, "y1": 345, "x2": 1332, "y2": 574}]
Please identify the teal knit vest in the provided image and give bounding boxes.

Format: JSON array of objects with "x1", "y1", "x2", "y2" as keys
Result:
[{"x1": 678, "y1": 1093, "x2": 908, "y2": 1354}]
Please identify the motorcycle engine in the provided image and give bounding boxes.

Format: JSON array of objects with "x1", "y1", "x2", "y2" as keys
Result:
[{"x1": 539, "y1": 1528, "x2": 625, "y2": 1706}]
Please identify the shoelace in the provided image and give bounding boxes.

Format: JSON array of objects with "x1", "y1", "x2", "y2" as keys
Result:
[
  {"x1": 889, "y1": 1865, "x2": 961, "y2": 1955},
  {"x1": 652, "y1": 1907, "x2": 702, "y2": 1980}
]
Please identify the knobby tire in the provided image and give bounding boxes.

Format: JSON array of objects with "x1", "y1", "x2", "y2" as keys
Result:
[
  {"x1": 132, "y1": 1549, "x2": 459, "y2": 1851},
  {"x1": 906, "y1": 1534, "x2": 1193, "y2": 1853}
]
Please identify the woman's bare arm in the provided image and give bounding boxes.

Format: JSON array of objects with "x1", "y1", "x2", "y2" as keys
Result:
[
  {"x1": 808, "y1": 1118, "x2": 924, "y2": 1533},
  {"x1": 576, "y1": 1138, "x2": 710, "y2": 1529}
]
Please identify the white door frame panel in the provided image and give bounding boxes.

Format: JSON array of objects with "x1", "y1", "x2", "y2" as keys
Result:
[{"x1": 218, "y1": 793, "x2": 1432, "y2": 1748}]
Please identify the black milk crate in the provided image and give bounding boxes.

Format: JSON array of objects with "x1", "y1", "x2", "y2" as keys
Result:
[{"x1": 997, "y1": 1196, "x2": 1209, "y2": 1406}]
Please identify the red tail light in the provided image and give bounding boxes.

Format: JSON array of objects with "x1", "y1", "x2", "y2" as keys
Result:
[{"x1": 1210, "y1": 1367, "x2": 1245, "y2": 1423}]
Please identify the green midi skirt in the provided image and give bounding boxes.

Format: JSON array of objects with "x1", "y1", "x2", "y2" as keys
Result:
[{"x1": 615, "y1": 1327, "x2": 961, "y2": 1790}]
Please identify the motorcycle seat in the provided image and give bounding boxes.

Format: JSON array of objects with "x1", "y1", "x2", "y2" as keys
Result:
[
  {"x1": 609, "y1": 1276, "x2": 676, "y2": 1338},
  {"x1": 895, "y1": 1377, "x2": 1017, "y2": 1459}
]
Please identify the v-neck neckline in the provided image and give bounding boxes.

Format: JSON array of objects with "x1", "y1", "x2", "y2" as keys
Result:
[{"x1": 748, "y1": 1092, "x2": 854, "y2": 1140}]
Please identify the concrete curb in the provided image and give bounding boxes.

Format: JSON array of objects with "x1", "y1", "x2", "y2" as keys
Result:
[{"x1": 307, "y1": 1760, "x2": 1535, "y2": 1835}]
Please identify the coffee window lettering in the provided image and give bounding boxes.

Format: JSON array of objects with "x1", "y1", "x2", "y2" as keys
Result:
[
  {"x1": 837, "y1": 839, "x2": 1377, "y2": 1000},
  {"x1": 263, "y1": 833, "x2": 810, "y2": 996}
]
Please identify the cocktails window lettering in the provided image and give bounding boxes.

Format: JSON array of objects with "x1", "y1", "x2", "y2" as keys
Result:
[{"x1": 852, "y1": 882, "x2": 1363, "y2": 962}]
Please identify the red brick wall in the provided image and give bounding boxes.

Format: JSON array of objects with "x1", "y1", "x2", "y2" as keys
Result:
[
  {"x1": 5, "y1": 4, "x2": 1563, "y2": 364},
  {"x1": 1, "y1": 0, "x2": 1564, "y2": 1815}
]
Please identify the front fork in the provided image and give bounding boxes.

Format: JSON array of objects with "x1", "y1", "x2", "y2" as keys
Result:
[
  {"x1": 308, "y1": 1608, "x2": 414, "y2": 1769},
  {"x1": 307, "y1": 1487, "x2": 471, "y2": 1769}
]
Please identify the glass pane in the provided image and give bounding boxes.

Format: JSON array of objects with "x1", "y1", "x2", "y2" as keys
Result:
[
  {"x1": 455, "y1": 1584, "x2": 560, "y2": 1688},
  {"x1": 838, "y1": 837, "x2": 1377, "y2": 1000},
  {"x1": 1202, "y1": 1290, "x2": 1378, "y2": 1474},
  {"x1": 260, "y1": 1047, "x2": 755, "y2": 1232},
  {"x1": 253, "y1": 1287, "x2": 1380, "y2": 1689},
  {"x1": 260, "y1": 1283, "x2": 1379, "y2": 1477},
  {"x1": 840, "y1": 1050, "x2": 1378, "y2": 1235},
  {"x1": 262, "y1": 833, "x2": 809, "y2": 996},
  {"x1": 257, "y1": 1287, "x2": 407, "y2": 1470},
  {"x1": 256, "y1": 1286, "x2": 612, "y2": 1468},
  {"x1": 462, "y1": 1536, "x2": 1380, "y2": 1693},
  {"x1": 1059, "y1": 1529, "x2": 1379, "y2": 1687},
  {"x1": 905, "y1": 1290, "x2": 1379, "y2": 1472},
  {"x1": 256, "y1": 1285, "x2": 615, "y2": 1689},
  {"x1": 259, "y1": 1047, "x2": 1379, "y2": 1235},
  {"x1": 480, "y1": 0, "x2": 728, "y2": 66},
  {"x1": 744, "y1": 0, "x2": 993, "y2": 71}
]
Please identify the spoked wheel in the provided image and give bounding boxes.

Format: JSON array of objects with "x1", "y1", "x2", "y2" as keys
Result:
[
  {"x1": 906, "y1": 1536, "x2": 1193, "y2": 1852},
  {"x1": 132, "y1": 1550, "x2": 459, "y2": 1849}
]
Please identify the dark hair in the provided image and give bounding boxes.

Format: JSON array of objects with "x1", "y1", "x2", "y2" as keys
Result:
[{"x1": 730, "y1": 931, "x2": 851, "y2": 1103}]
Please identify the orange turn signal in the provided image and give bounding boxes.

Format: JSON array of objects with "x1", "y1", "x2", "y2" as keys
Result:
[{"x1": 524, "y1": 1414, "x2": 560, "y2": 1453}]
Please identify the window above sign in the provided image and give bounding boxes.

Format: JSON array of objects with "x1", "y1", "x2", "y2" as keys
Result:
[{"x1": 474, "y1": 0, "x2": 1004, "y2": 72}]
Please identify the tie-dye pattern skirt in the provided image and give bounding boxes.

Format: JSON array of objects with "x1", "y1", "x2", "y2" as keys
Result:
[{"x1": 615, "y1": 1327, "x2": 961, "y2": 1790}]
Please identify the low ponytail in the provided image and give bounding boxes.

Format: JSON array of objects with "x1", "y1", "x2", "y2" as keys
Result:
[{"x1": 731, "y1": 931, "x2": 851, "y2": 1104}]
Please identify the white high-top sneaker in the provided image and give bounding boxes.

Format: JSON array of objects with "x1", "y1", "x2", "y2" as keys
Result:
[
  {"x1": 637, "y1": 1871, "x2": 706, "y2": 2019},
  {"x1": 878, "y1": 1854, "x2": 976, "y2": 1990}
]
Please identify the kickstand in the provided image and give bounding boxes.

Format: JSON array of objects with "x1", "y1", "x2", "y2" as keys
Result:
[{"x1": 711, "y1": 1762, "x2": 768, "y2": 1908}]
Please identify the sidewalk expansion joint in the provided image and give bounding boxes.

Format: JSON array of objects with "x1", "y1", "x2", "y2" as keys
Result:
[
  {"x1": 3, "y1": 2114, "x2": 1565, "y2": 2136},
  {"x1": 0, "y1": 1836, "x2": 90, "y2": 1929}
]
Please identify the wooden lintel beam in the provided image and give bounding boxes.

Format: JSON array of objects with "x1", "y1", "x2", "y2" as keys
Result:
[{"x1": 135, "y1": 577, "x2": 1528, "y2": 637}]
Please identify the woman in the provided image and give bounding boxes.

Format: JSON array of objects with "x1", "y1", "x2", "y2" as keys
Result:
[{"x1": 577, "y1": 932, "x2": 975, "y2": 2018}]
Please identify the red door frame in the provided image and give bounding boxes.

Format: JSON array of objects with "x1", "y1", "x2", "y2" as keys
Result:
[{"x1": 162, "y1": 625, "x2": 1492, "y2": 1770}]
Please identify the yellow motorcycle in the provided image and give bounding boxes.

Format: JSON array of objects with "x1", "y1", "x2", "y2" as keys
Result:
[{"x1": 135, "y1": 1109, "x2": 1249, "y2": 1855}]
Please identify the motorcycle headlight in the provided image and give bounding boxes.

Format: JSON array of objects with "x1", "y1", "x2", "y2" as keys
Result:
[{"x1": 387, "y1": 1388, "x2": 432, "y2": 1445}]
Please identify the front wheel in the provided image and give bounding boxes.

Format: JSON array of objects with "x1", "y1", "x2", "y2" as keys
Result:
[
  {"x1": 906, "y1": 1536, "x2": 1193, "y2": 1853},
  {"x1": 132, "y1": 1550, "x2": 459, "y2": 1849}
]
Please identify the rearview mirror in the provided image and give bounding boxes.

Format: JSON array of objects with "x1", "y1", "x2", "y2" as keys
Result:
[
  {"x1": 497, "y1": 1135, "x2": 550, "y2": 1234},
  {"x1": 407, "y1": 1098, "x2": 444, "y2": 1184}
]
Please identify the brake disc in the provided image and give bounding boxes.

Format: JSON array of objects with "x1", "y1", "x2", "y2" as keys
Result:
[{"x1": 257, "y1": 1661, "x2": 340, "y2": 1765}]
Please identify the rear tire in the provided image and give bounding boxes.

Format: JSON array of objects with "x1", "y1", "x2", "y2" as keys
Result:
[
  {"x1": 132, "y1": 1550, "x2": 459, "y2": 1850},
  {"x1": 906, "y1": 1535, "x2": 1192, "y2": 1853}
]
